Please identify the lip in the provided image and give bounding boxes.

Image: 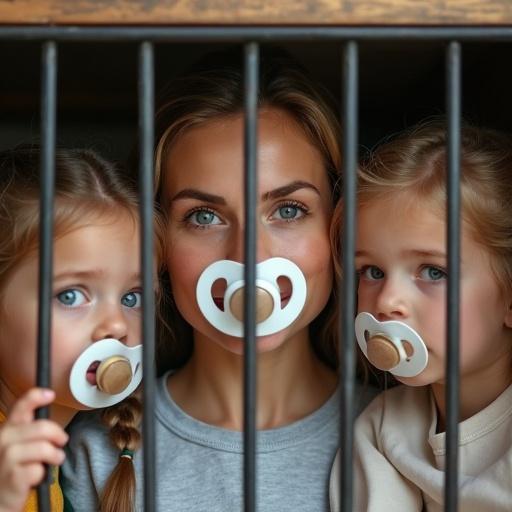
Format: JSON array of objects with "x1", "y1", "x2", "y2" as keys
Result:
[{"x1": 86, "y1": 360, "x2": 100, "y2": 386}]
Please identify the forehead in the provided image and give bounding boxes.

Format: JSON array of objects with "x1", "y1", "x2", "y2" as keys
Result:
[
  {"x1": 357, "y1": 194, "x2": 446, "y2": 246},
  {"x1": 163, "y1": 108, "x2": 331, "y2": 199}
]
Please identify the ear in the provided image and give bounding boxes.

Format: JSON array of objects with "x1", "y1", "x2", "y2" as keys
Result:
[{"x1": 504, "y1": 300, "x2": 512, "y2": 329}]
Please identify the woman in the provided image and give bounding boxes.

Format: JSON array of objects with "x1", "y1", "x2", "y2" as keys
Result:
[{"x1": 63, "y1": 48, "x2": 373, "y2": 512}]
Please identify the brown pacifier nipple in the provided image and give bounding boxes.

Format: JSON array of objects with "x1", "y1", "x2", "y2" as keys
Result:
[
  {"x1": 96, "y1": 356, "x2": 133, "y2": 395},
  {"x1": 366, "y1": 334, "x2": 414, "y2": 371},
  {"x1": 230, "y1": 286, "x2": 274, "y2": 323}
]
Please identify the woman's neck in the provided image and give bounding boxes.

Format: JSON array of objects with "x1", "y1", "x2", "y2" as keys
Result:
[
  {"x1": 431, "y1": 348, "x2": 512, "y2": 433},
  {"x1": 167, "y1": 328, "x2": 337, "y2": 431}
]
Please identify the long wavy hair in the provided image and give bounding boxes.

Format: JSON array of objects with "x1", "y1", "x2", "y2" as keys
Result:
[{"x1": 150, "y1": 48, "x2": 343, "y2": 371}]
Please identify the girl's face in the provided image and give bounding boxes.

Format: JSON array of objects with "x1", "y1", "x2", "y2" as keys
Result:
[
  {"x1": 0, "y1": 213, "x2": 143, "y2": 413},
  {"x1": 355, "y1": 194, "x2": 512, "y2": 387},
  {"x1": 164, "y1": 108, "x2": 333, "y2": 355}
]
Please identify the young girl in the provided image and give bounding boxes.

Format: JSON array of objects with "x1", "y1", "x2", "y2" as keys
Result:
[
  {"x1": 0, "y1": 146, "x2": 162, "y2": 511},
  {"x1": 330, "y1": 120, "x2": 512, "y2": 511},
  {"x1": 62, "y1": 49, "x2": 377, "y2": 511}
]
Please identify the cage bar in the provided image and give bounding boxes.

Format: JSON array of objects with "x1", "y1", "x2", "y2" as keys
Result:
[
  {"x1": 2, "y1": 26, "x2": 512, "y2": 42},
  {"x1": 139, "y1": 40, "x2": 157, "y2": 512},
  {"x1": 243, "y1": 41, "x2": 259, "y2": 512},
  {"x1": 339, "y1": 40, "x2": 359, "y2": 512},
  {"x1": 444, "y1": 40, "x2": 462, "y2": 512},
  {"x1": 35, "y1": 40, "x2": 57, "y2": 512}
]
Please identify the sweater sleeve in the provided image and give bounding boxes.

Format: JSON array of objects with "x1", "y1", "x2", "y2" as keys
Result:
[{"x1": 329, "y1": 392, "x2": 423, "y2": 512}]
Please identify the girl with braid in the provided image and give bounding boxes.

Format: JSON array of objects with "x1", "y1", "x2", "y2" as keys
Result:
[{"x1": 0, "y1": 146, "x2": 163, "y2": 511}]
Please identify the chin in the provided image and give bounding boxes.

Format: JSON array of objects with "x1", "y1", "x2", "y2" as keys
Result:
[{"x1": 394, "y1": 374, "x2": 433, "y2": 388}]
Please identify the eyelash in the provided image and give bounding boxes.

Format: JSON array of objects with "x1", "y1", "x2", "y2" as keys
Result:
[
  {"x1": 182, "y1": 200, "x2": 310, "y2": 229},
  {"x1": 271, "y1": 200, "x2": 310, "y2": 222},
  {"x1": 182, "y1": 206, "x2": 220, "y2": 230}
]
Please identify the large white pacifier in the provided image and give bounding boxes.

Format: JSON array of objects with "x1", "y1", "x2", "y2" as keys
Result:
[
  {"x1": 196, "y1": 257, "x2": 307, "y2": 337},
  {"x1": 69, "y1": 338, "x2": 142, "y2": 408},
  {"x1": 355, "y1": 312, "x2": 428, "y2": 377}
]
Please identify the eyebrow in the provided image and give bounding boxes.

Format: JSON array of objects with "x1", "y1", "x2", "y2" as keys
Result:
[
  {"x1": 171, "y1": 189, "x2": 226, "y2": 205},
  {"x1": 54, "y1": 270, "x2": 142, "y2": 282},
  {"x1": 262, "y1": 181, "x2": 321, "y2": 201},
  {"x1": 355, "y1": 249, "x2": 446, "y2": 259},
  {"x1": 171, "y1": 180, "x2": 320, "y2": 205}
]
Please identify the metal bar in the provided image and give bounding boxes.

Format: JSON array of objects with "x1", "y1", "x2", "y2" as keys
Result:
[
  {"x1": 243, "y1": 41, "x2": 259, "y2": 512},
  {"x1": 2, "y1": 26, "x2": 512, "y2": 42},
  {"x1": 35, "y1": 40, "x2": 57, "y2": 512},
  {"x1": 339, "y1": 40, "x2": 359, "y2": 512},
  {"x1": 444, "y1": 41, "x2": 461, "y2": 512},
  {"x1": 139, "y1": 41, "x2": 156, "y2": 512}
]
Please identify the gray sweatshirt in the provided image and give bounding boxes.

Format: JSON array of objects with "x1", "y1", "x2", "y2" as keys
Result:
[{"x1": 62, "y1": 371, "x2": 375, "y2": 512}]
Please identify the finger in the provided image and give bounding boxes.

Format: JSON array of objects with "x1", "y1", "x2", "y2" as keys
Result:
[
  {"x1": 8, "y1": 388, "x2": 55, "y2": 425},
  {"x1": 0, "y1": 420, "x2": 68, "y2": 449},
  {"x1": 2, "y1": 440, "x2": 66, "y2": 468}
]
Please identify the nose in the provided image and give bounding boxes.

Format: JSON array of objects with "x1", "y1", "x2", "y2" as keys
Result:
[
  {"x1": 227, "y1": 226, "x2": 273, "y2": 263},
  {"x1": 375, "y1": 277, "x2": 409, "y2": 321},
  {"x1": 91, "y1": 304, "x2": 129, "y2": 344}
]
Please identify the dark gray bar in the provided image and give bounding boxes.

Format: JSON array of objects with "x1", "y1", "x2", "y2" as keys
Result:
[
  {"x1": 36, "y1": 40, "x2": 57, "y2": 512},
  {"x1": 339, "y1": 40, "x2": 359, "y2": 512},
  {"x1": 444, "y1": 41, "x2": 461, "y2": 512},
  {"x1": 2, "y1": 26, "x2": 512, "y2": 42},
  {"x1": 139, "y1": 41, "x2": 156, "y2": 512},
  {"x1": 243, "y1": 41, "x2": 259, "y2": 512}
]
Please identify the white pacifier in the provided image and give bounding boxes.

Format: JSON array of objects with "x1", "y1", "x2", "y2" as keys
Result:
[
  {"x1": 355, "y1": 312, "x2": 428, "y2": 377},
  {"x1": 69, "y1": 338, "x2": 142, "y2": 408},
  {"x1": 196, "y1": 257, "x2": 307, "y2": 337}
]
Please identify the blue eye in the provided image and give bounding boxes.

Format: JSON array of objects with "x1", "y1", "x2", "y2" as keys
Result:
[
  {"x1": 122, "y1": 291, "x2": 142, "y2": 308},
  {"x1": 56, "y1": 289, "x2": 87, "y2": 307},
  {"x1": 271, "y1": 202, "x2": 307, "y2": 222},
  {"x1": 419, "y1": 265, "x2": 447, "y2": 281},
  {"x1": 187, "y1": 209, "x2": 221, "y2": 227},
  {"x1": 361, "y1": 266, "x2": 384, "y2": 280}
]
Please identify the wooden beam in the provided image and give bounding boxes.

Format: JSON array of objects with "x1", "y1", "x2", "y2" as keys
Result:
[{"x1": 0, "y1": 0, "x2": 511, "y2": 26}]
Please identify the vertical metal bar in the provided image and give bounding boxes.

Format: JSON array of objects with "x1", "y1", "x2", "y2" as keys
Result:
[
  {"x1": 36, "y1": 40, "x2": 57, "y2": 512},
  {"x1": 445, "y1": 41, "x2": 461, "y2": 512},
  {"x1": 339, "y1": 40, "x2": 359, "y2": 512},
  {"x1": 243, "y1": 41, "x2": 259, "y2": 512},
  {"x1": 139, "y1": 41, "x2": 156, "y2": 512}
]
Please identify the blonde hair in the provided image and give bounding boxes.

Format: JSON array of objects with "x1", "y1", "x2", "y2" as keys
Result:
[
  {"x1": 0, "y1": 145, "x2": 164, "y2": 512},
  {"x1": 359, "y1": 119, "x2": 512, "y2": 298},
  {"x1": 152, "y1": 48, "x2": 343, "y2": 369}
]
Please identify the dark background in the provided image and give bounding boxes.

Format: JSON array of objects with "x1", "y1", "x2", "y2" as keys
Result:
[{"x1": 1, "y1": 40, "x2": 510, "y2": 164}]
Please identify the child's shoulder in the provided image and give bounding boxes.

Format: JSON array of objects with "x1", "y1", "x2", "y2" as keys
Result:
[
  {"x1": 357, "y1": 384, "x2": 431, "y2": 425},
  {"x1": 65, "y1": 409, "x2": 110, "y2": 449}
]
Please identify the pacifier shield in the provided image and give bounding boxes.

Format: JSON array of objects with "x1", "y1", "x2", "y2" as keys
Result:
[
  {"x1": 196, "y1": 257, "x2": 307, "y2": 337},
  {"x1": 70, "y1": 338, "x2": 142, "y2": 408},
  {"x1": 355, "y1": 312, "x2": 428, "y2": 377}
]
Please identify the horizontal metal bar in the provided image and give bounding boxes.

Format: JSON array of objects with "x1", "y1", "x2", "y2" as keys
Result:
[{"x1": 2, "y1": 25, "x2": 512, "y2": 42}]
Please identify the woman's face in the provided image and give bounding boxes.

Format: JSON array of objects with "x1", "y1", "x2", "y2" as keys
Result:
[{"x1": 163, "y1": 108, "x2": 333, "y2": 356}]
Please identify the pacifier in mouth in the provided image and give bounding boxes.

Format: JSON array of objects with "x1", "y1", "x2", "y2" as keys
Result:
[
  {"x1": 69, "y1": 338, "x2": 142, "y2": 408},
  {"x1": 196, "y1": 257, "x2": 307, "y2": 337},
  {"x1": 355, "y1": 312, "x2": 428, "y2": 377}
]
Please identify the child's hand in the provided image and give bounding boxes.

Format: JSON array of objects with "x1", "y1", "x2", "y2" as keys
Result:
[{"x1": 0, "y1": 388, "x2": 68, "y2": 512}]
